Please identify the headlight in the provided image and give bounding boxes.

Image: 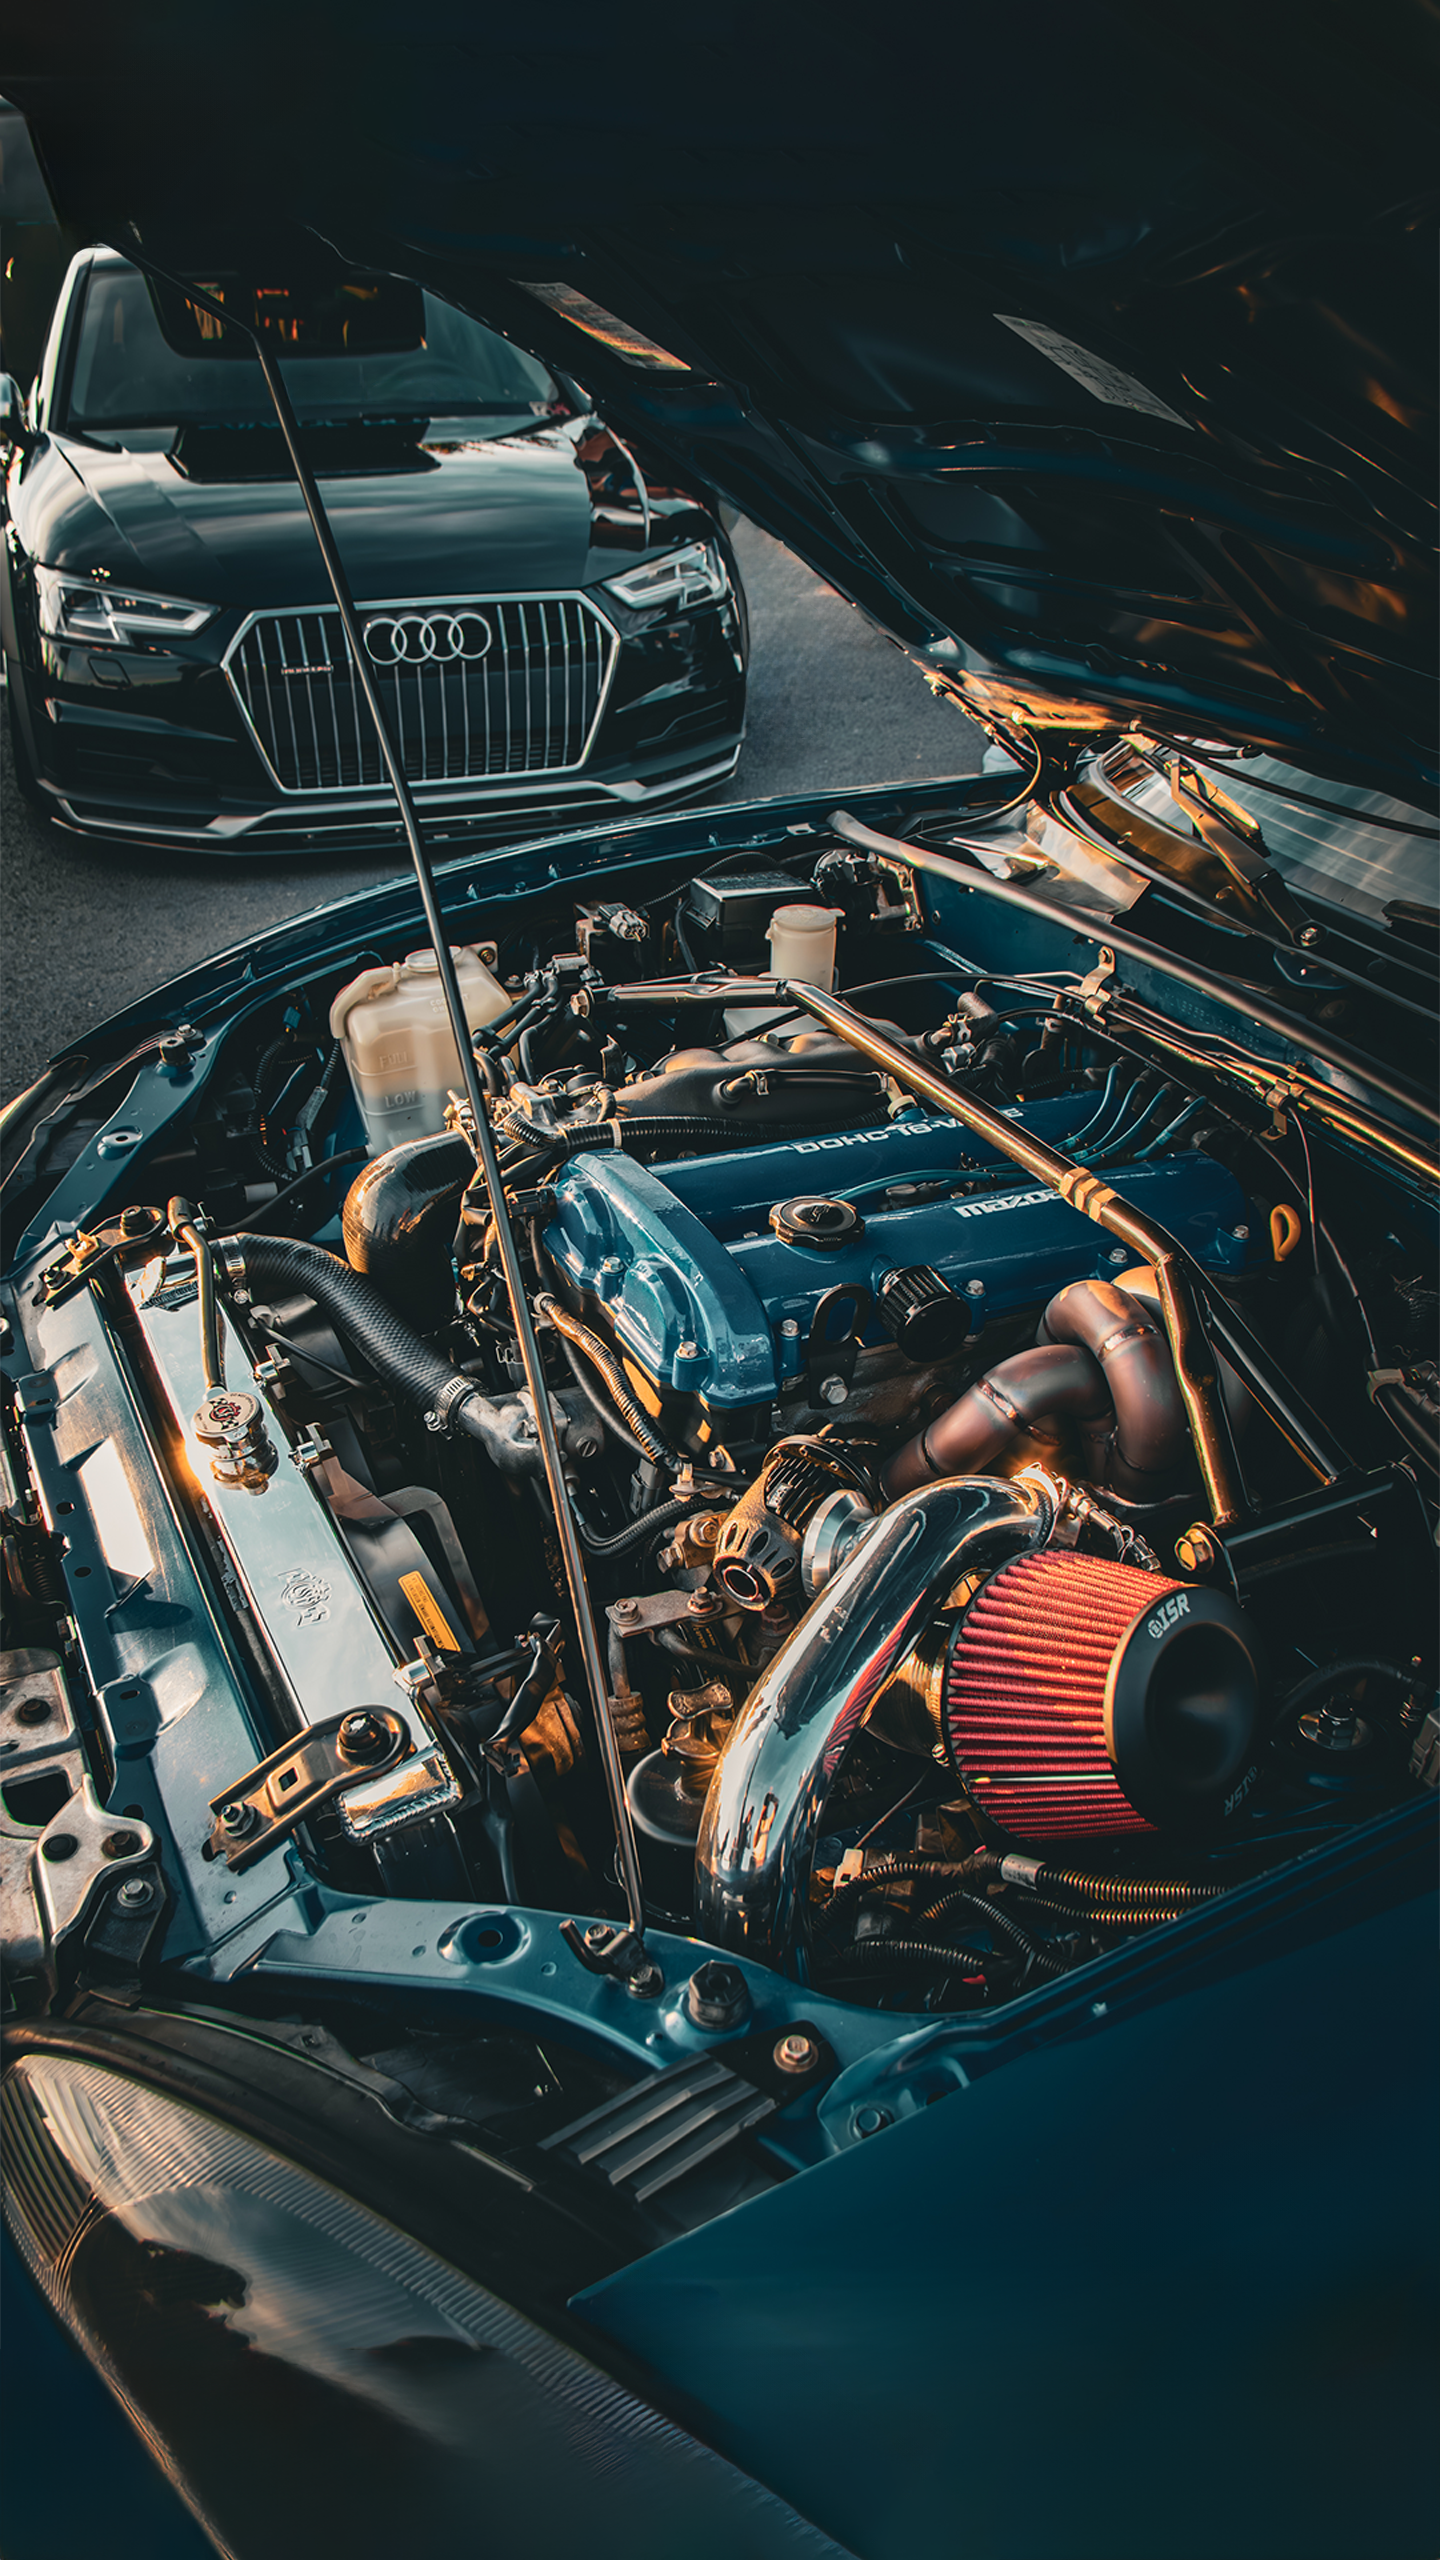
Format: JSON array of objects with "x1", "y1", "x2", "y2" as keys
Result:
[
  {"x1": 3, "y1": 2053, "x2": 838, "y2": 2560},
  {"x1": 602, "y1": 540, "x2": 728, "y2": 612},
  {"x1": 36, "y1": 567, "x2": 218, "y2": 644}
]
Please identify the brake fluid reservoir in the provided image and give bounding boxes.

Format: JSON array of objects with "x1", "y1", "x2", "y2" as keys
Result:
[
  {"x1": 766, "y1": 904, "x2": 841, "y2": 989},
  {"x1": 330, "y1": 945, "x2": 509, "y2": 1151}
]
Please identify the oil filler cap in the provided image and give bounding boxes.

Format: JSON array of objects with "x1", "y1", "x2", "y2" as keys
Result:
[{"x1": 769, "y1": 1195, "x2": 863, "y2": 1251}]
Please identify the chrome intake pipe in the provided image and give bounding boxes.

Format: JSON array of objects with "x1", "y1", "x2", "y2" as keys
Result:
[{"x1": 693, "y1": 1472, "x2": 1057, "y2": 1974}]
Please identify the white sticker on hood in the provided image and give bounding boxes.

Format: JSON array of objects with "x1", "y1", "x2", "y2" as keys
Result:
[{"x1": 996, "y1": 316, "x2": 1193, "y2": 430}]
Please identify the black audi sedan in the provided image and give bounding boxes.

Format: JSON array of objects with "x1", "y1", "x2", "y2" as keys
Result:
[{"x1": 1, "y1": 249, "x2": 747, "y2": 852}]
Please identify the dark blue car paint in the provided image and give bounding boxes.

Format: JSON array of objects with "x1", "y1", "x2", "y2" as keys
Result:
[
  {"x1": 575, "y1": 1840, "x2": 1438, "y2": 2560},
  {"x1": 0, "y1": 2228, "x2": 215, "y2": 2560}
]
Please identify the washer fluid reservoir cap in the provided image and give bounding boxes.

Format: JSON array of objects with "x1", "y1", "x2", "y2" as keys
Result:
[{"x1": 769, "y1": 1195, "x2": 864, "y2": 1251}]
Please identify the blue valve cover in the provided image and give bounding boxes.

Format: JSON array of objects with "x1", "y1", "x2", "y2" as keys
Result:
[{"x1": 543, "y1": 1097, "x2": 1253, "y2": 1410}]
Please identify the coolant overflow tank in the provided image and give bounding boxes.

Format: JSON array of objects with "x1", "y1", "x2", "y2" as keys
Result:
[{"x1": 331, "y1": 946, "x2": 510, "y2": 1152}]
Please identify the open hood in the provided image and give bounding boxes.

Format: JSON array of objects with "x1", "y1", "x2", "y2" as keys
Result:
[{"x1": 3, "y1": 0, "x2": 1436, "y2": 804}]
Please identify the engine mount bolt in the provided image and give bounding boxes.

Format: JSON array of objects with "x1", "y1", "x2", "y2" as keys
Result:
[
  {"x1": 338, "y1": 1711, "x2": 390, "y2": 1763},
  {"x1": 966, "y1": 1277, "x2": 986, "y2": 1295},
  {"x1": 101, "y1": 1829, "x2": 143, "y2": 1859},
  {"x1": 780, "y1": 1318, "x2": 800, "y2": 1338},
  {"x1": 116, "y1": 1875, "x2": 155, "y2": 1907},
  {"x1": 1175, "y1": 1523, "x2": 1219, "y2": 1575},
  {"x1": 819, "y1": 1375, "x2": 848, "y2": 1406},
  {"x1": 852, "y1": 2105, "x2": 893, "y2": 2139},
  {"x1": 13, "y1": 1697, "x2": 52, "y2": 1726},
  {"x1": 218, "y1": 1799, "x2": 259, "y2": 1838},
  {"x1": 687, "y1": 1960, "x2": 751, "y2": 2033},
  {"x1": 774, "y1": 2031, "x2": 820, "y2": 2075}
]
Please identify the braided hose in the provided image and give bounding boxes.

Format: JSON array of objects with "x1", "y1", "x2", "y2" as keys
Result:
[
  {"x1": 535, "y1": 1294, "x2": 677, "y2": 1468},
  {"x1": 845, "y1": 1936, "x2": 995, "y2": 1978},
  {"x1": 1031, "y1": 1866, "x2": 1223, "y2": 1910}
]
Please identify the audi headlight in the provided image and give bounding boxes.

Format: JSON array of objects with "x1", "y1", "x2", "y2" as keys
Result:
[
  {"x1": 602, "y1": 540, "x2": 728, "y2": 612},
  {"x1": 36, "y1": 567, "x2": 218, "y2": 645},
  {"x1": 3, "y1": 2052, "x2": 837, "y2": 2560}
]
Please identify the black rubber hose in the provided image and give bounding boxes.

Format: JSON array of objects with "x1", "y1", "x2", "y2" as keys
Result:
[
  {"x1": 814, "y1": 1856, "x2": 970, "y2": 1932},
  {"x1": 653, "y1": 1626, "x2": 757, "y2": 1682},
  {"x1": 575, "y1": 1497, "x2": 717, "y2": 1560},
  {"x1": 341, "y1": 1131, "x2": 473, "y2": 1331},
  {"x1": 936, "y1": 1888, "x2": 1071, "y2": 1975},
  {"x1": 535, "y1": 1294, "x2": 679, "y2": 1468},
  {"x1": 227, "y1": 1232, "x2": 538, "y2": 1477}
]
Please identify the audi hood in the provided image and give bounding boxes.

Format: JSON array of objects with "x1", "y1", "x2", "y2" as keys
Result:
[{"x1": 31, "y1": 423, "x2": 664, "y2": 610}]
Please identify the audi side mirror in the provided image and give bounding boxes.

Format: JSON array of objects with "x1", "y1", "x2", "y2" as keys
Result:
[{"x1": 0, "y1": 373, "x2": 32, "y2": 450}]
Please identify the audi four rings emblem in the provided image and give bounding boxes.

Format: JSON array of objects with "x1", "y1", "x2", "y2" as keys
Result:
[{"x1": 363, "y1": 611, "x2": 493, "y2": 665}]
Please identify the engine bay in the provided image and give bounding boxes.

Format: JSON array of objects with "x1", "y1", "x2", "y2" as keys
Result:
[{"x1": 3, "y1": 812, "x2": 1437, "y2": 2049}]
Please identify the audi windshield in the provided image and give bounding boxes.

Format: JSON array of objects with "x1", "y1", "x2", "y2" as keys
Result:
[{"x1": 60, "y1": 259, "x2": 562, "y2": 429}]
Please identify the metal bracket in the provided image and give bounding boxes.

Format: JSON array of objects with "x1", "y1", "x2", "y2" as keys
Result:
[
  {"x1": 805, "y1": 1283, "x2": 872, "y2": 1408},
  {"x1": 868, "y1": 852, "x2": 925, "y2": 933},
  {"x1": 558, "y1": 1917, "x2": 664, "y2": 1999},
  {"x1": 205, "y1": 1709, "x2": 409, "y2": 1872},
  {"x1": 606, "y1": 1589, "x2": 698, "y2": 1636},
  {"x1": 76, "y1": 1863, "x2": 169, "y2": 2002},
  {"x1": 1077, "y1": 948, "x2": 1117, "y2": 1016},
  {"x1": 31, "y1": 1776, "x2": 156, "y2": 1949},
  {"x1": 0, "y1": 1651, "x2": 80, "y2": 1768},
  {"x1": 37, "y1": 1208, "x2": 167, "y2": 1310}
]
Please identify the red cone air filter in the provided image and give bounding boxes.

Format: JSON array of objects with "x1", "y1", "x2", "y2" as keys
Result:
[{"x1": 944, "y1": 1549, "x2": 1259, "y2": 1841}]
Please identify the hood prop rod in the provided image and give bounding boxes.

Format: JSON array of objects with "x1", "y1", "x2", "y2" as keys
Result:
[{"x1": 120, "y1": 259, "x2": 652, "y2": 1967}]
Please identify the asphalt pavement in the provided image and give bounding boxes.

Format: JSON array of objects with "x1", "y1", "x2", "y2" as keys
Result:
[{"x1": 0, "y1": 518, "x2": 982, "y2": 1102}]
